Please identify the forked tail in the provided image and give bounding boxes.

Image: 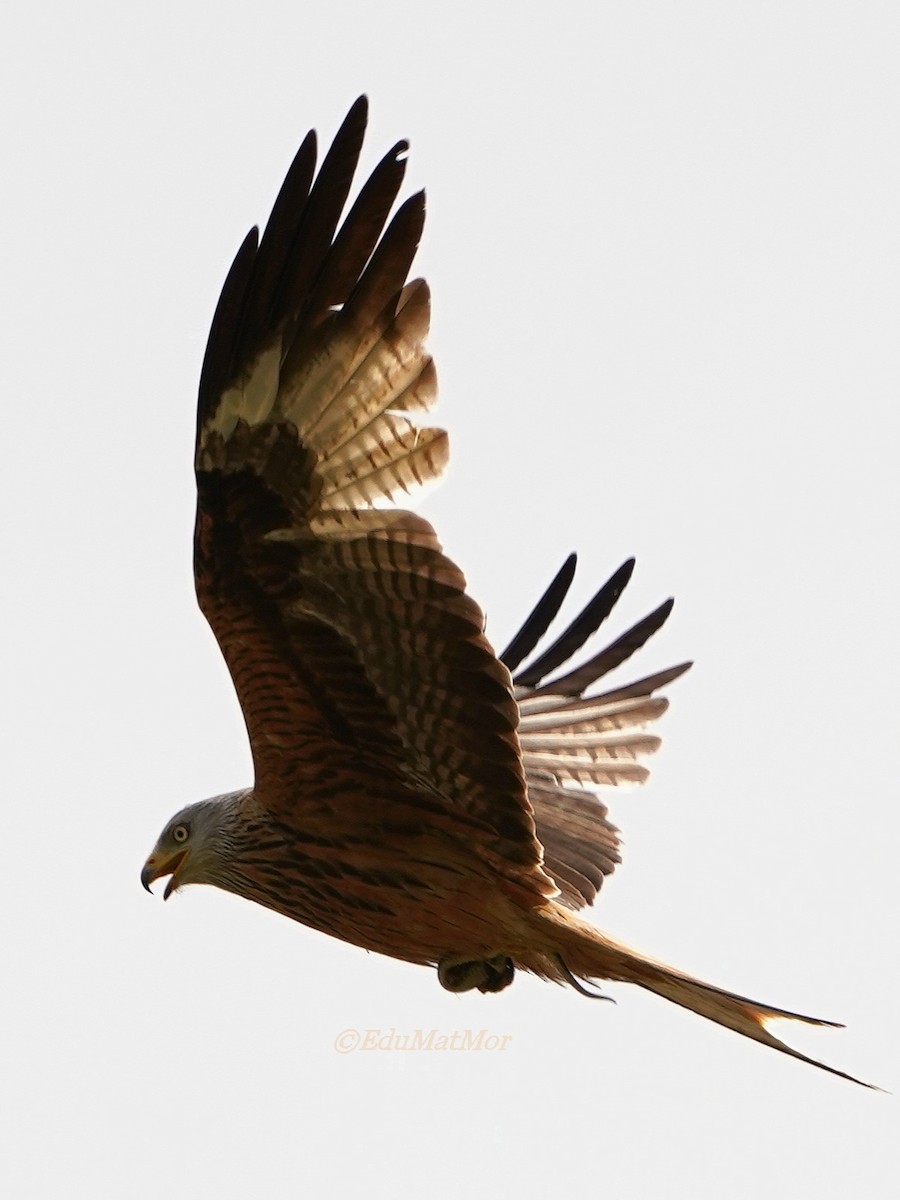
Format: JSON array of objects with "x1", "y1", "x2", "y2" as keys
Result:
[{"x1": 533, "y1": 902, "x2": 876, "y2": 1088}]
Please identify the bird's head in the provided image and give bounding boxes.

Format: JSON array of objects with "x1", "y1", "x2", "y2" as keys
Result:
[{"x1": 141, "y1": 792, "x2": 246, "y2": 899}]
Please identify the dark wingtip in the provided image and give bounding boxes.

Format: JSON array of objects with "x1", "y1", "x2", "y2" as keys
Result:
[
  {"x1": 500, "y1": 555, "x2": 578, "y2": 672},
  {"x1": 513, "y1": 558, "x2": 637, "y2": 688}
]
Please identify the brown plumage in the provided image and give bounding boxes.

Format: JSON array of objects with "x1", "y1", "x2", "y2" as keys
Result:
[{"x1": 142, "y1": 97, "x2": 871, "y2": 1087}]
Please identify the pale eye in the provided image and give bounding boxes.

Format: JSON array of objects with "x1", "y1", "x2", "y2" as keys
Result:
[{"x1": 172, "y1": 824, "x2": 189, "y2": 844}]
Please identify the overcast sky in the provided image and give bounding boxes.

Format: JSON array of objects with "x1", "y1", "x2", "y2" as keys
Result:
[{"x1": 3, "y1": 3, "x2": 898, "y2": 1197}]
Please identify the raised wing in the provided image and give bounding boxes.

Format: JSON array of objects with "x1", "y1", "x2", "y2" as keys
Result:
[
  {"x1": 193, "y1": 98, "x2": 554, "y2": 898},
  {"x1": 500, "y1": 556, "x2": 691, "y2": 909}
]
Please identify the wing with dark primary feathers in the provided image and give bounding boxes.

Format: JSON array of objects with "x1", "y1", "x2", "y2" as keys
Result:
[
  {"x1": 499, "y1": 556, "x2": 691, "y2": 908},
  {"x1": 192, "y1": 97, "x2": 687, "y2": 905},
  {"x1": 193, "y1": 97, "x2": 554, "y2": 897}
]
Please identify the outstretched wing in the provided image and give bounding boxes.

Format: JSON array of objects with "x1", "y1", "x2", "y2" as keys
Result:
[
  {"x1": 500, "y1": 556, "x2": 691, "y2": 909},
  {"x1": 193, "y1": 98, "x2": 554, "y2": 898}
]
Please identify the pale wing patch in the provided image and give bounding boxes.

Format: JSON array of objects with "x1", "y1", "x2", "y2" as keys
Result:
[
  {"x1": 296, "y1": 282, "x2": 435, "y2": 450},
  {"x1": 300, "y1": 284, "x2": 444, "y2": 511},
  {"x1": 519, "y1": 692, "x2": 666, "y2": 791},
  {"x1": 207, "y1": 340, "x2": 283, "y2": 444},
  {"x1": 318, "y1": 425, "x2": 449, "y2": 510},
  {"x1": 199, "y1": 279, "x2": 446, "y2": 515}
]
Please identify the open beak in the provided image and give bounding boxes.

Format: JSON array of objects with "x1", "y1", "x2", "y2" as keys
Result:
[{"x1": 141, "y1": 849, "x2": 189, "y2": 900}]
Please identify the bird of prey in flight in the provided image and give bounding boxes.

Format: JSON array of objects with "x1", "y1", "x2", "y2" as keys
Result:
[{"x1": 142, "y1": 97, "x2": 869, "y2": 1087}]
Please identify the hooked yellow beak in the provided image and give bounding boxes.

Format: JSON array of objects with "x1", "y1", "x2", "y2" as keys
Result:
[{"x1": 141, "y1": 848, "x2": 189, "y2": 900}]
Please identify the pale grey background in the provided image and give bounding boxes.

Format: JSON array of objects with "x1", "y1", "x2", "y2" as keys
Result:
[{"x1": 2, "y1": 3, "x2": 897, "y2": 1197}]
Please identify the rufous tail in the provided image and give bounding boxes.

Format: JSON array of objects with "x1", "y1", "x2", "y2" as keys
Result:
[{"x1": 531, "y1": 902, "x2": 876, "y2": 1088}]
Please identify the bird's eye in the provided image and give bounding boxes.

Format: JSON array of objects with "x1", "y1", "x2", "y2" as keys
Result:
[{"x1": 172, "y1": 824, "x2": 189, "y2": 843}]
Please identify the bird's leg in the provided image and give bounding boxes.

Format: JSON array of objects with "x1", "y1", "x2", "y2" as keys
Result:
[{"x1": 438, "y1": 955, "x2": 515, "y2": 994}]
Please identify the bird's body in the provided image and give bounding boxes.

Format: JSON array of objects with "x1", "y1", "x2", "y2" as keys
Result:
[
  {"x1": 143, "y1": 98, "x2": 870, "y2": 1086},
  {"x1": 181, "y1": 784, "x2": 543, "y2": 970}
]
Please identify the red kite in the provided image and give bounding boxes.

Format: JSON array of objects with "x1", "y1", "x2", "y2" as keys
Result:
[{"x1": 142, "y1": 98, "x2": 869, "y2": 1087}]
